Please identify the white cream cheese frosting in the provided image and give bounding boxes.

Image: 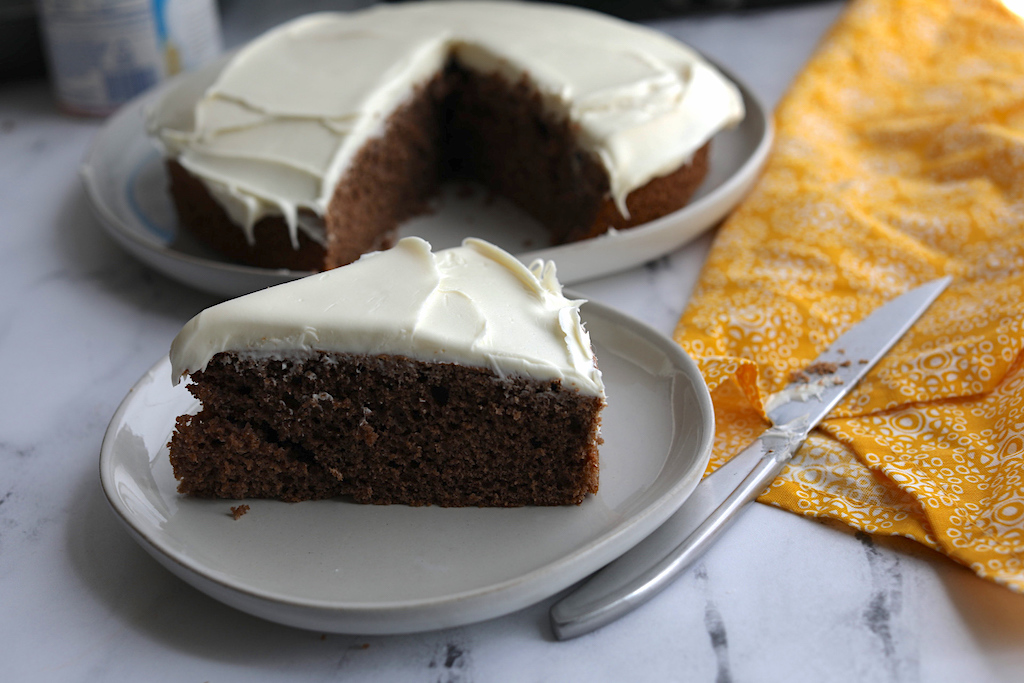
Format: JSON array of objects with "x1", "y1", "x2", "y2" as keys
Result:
[
  {"x1": 169, "y1": 237, "x2": 605, "y2": 396},
  {"x1": 148, "y1": 0, "x2": 745, "y2": 247}
]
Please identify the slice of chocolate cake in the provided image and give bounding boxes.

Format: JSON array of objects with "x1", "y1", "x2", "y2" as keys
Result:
[{"x1": 167, "y1": 237, "x2": 605, "y2": 506}]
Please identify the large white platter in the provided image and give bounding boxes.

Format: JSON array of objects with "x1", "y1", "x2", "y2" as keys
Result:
[
  {"x1": 81, "y1": 59, "x2": 771, "y2": 298},
  {"x1": 99, "y1": 298, "x2": 714, "y2": 635}
]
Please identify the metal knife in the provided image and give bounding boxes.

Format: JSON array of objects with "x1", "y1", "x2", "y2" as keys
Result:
[{"x1": 550, "y1": 276, "x2": 952, "y2": 640}]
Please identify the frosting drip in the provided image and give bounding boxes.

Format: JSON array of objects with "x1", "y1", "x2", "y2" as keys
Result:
[
  {"x1": 169, "y1": 237, "x2": 605, "y2": 396},
  {"x1": 148, "y1": 1, "x2": 744, "y2": 246}
]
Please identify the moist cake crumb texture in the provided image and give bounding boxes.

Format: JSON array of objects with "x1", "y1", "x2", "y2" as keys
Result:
[{"x1": 171, "y1": 353, "x2": 601, "y2": 506}]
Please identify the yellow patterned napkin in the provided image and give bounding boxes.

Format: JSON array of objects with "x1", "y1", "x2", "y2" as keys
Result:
[{"x1": 675, "y1": 0, "x2": 1024, "y2": 592}]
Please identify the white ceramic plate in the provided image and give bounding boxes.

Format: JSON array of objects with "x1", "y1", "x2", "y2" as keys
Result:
[
  {"x1": 81, "y1": 61, "x2": 772, "y2": 299},
  {"x1": 100, "y1": 299, "x2": 714, "y2": 635}
]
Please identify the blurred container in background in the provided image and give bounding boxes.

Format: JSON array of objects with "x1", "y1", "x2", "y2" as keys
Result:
[
  {"x1": 0, "y1": 1, "x2": 47, "y2": 81},
  {"x1": 36, "y1": 0, "x2": 221, "y2": 116}
]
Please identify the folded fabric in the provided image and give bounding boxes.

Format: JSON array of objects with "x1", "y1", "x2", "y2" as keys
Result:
[{"x1": 675, "y1": 0, "x2": 1024, "y2": 592}]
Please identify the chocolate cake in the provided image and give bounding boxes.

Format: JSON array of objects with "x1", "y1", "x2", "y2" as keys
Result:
[
  {"x1": 148, "y1": 1, "x2": 743, "y2": 271},
  {"x1": 167, "y1": 237, "x2": 605, "y2": 506}
]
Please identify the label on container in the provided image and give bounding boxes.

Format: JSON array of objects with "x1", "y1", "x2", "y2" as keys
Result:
[{"x1": 38, "y1": 0, "x2": 221, "y2": 116}]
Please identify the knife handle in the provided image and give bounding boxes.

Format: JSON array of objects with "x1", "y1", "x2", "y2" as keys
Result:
[{"x1": 550, "y1": 426, "x2": 805, "y2": 641}]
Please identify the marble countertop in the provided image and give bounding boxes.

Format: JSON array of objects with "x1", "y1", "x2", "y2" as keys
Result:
[{"x1": 3, "y1": 1, "x2": 1023, "y2": 681}]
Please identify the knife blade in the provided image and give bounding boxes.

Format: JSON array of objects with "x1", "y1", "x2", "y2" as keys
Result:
[{"x1": 550, "y1": 276, "x2": 952, "y2": 640}]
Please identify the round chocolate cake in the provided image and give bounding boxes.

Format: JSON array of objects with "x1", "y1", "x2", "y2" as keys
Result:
[{"x1": 147, "y1": 1, "x2": 745, "y2": 271}]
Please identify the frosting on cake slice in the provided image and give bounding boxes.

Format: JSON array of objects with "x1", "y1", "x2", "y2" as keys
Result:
[{"x1": 170, "y1": 237, "x2": 605, "y2": 396}]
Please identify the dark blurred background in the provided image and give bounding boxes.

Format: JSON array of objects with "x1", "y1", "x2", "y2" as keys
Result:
[{"x1": 1, "y1": 0, "x2": 825, "y2": 83}]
